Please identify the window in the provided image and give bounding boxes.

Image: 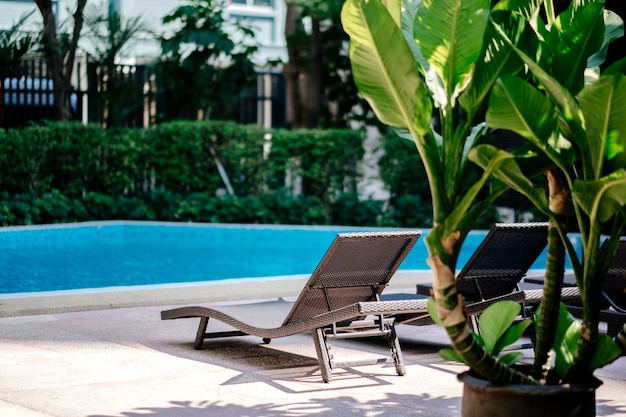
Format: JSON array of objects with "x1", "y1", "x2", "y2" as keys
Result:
[{"x1": 229, "y1": 0, "x2": 273, "y2": 7}]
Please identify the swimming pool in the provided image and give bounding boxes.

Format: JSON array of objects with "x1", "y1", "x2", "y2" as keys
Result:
[{"x1": 0, "y1": 221, "x2": 558, "y2": 295}]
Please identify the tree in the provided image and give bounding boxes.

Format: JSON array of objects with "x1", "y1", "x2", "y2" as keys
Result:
[
  {"x1": 343, "y1": 0, "x2": 625, "y2": 387},
  {"x1": 0, "y1": 11, "x2": 34, "y2": 78},
  {"x1": 156, "y1": 0, "x2": 257, "y2": 122},
  {"x1": 83, "y1": 3, "x2": 148, "y2": 127},
  {"x1": 283, "y1": 0, "x2": 368, "y2": 128},
  {"x1": 471, "y1": 0, "x2": 626, "y2": 382},
  {"x1": 35, "y1": 0, "x2": 87, "y2": 121}
]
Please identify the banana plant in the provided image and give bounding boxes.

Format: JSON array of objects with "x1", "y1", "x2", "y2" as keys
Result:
[
  {"x1": 469, "y1": 0, "x2": 626, "y2": 383},
  {"x1": 341, "y1": 0, "x2": 546, "y2": 384},
  {"x1": 343, "y1": 0, "x2": 626, "y2": 385}
]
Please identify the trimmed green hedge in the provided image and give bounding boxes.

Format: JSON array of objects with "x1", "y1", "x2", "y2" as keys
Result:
[
  {"x1": 0, "y1": 121, "x2": 503, "y2": 227},
  {"x1": 0, "y1": 121, "x2": 379, "y2": 226}
]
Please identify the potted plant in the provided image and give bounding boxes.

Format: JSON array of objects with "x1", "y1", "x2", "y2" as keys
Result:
[{"x1": 341, "y1": 0, "x2": 626, "y2": 415}]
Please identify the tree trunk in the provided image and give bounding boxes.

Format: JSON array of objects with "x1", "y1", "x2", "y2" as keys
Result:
[
  {"x1": 304, "y1": 17, "x2": 323, "y2": 128},
  {"x1": 283, "y1": 3, "x2": 304, "y2": 128},
  {"x1": 531, "y1": 168, "x2": 569, "y2": 380},
  {"x1": 35, "y1": 0, "x2": 87, "y2": 121},
  {"x1": 566, "y1": 224, "x2": 605, "y2": 382},
  {"x1": 283, "y1": 5, "x2": 325, "y2": 129}
]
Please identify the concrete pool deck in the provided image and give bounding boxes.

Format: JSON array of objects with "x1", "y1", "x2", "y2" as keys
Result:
[{"x1": 1, "y1": 272, "x2": 626, "y2": 417}]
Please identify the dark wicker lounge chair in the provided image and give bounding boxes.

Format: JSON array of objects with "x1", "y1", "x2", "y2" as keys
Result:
[
  {"x1": 392, "y1": 222, "x2": 579, "y2": 327},
  {"x1": 161, "y1": 230, "x2": 428, "y2": 382},
  {"x1": 422, "y1": 222, "x2": 550, "y2": 302}
]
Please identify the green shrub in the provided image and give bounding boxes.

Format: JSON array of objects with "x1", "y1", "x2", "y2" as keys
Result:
[
  {"x1": 80, "y1": 192, "x2": 116, "y2": 220},
  {"x1": 269, "y1": 129, "x2": 364, "y2": 204},
  {"x1": 329, "y1": 192, "x2": 383, "y2": 226},
  {"x1": 0, "y1": 121, "x2": 444, "y2": 227},
  {"x1": 377, "y1": 130, "x2": 430, "y2": 200},
  {"x1": 260, "y1": 189, "x2": 313, "y2": 224},
  {"x1": 380, "y1": 194, "x2": 433, "y2": 228}
]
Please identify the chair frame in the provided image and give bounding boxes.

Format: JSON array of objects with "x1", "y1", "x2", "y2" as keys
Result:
[{"x1": 161, "y1": 230, "x2": 427, "y2": 382}]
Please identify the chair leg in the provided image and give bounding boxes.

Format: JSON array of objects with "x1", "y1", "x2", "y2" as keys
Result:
[
  {"x1": 387, "y1": 324, "x2": 406, "y2": 376},
  {"x1": 194, "y1": 317, "x2": 209, "y2": 350},
  {"x1": 312, "y1": 327, "x2": 333, "y2": 383},
  {"x1": 469, "y1": 314, "x2": 480, "y2": 333}
]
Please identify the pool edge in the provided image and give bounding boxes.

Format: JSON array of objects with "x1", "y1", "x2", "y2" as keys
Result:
[{"x1": 0, "y1": 270, "x2": 433, "y2": 317}]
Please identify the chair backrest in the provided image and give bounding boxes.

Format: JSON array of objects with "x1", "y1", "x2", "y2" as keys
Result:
[
  {"x1": 456, "y1": 222, "x2": 548, "y2": 302},
  {"x1": 282, "y1": 231, "x2": 421, "y2": 325},
  {"x1": 603, "y1": 237, "x2": 626, "y2": 310}
]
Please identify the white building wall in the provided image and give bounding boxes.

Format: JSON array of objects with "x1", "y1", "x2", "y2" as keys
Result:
[
  {"x1": 0, "y1": 0, "x2": 287, "y2": 66},
  {"x1": 226, "y1": 1, "x2": 287, "y2": 64}
]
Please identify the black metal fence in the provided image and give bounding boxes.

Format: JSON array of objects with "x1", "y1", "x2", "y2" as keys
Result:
[
  {"x1": 1, "y1": 57, "x2": 286, "y2": 129},
  {"x1": 85, "y1": 61, "x2": 154, "y2": 128}
]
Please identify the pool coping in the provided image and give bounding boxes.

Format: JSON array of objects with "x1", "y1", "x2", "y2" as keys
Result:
[{"x1": 0, "y1": 270, "x2": 433, "y2": 317}]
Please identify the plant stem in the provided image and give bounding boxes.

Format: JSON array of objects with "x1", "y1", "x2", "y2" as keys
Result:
[{"x1": 531, "y1": 169, "x2": 568, "y2": 381}]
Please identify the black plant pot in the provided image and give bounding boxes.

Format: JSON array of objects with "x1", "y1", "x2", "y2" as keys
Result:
[{"x1": 459, "y1": 370, "x2": 603, "y2": 417}]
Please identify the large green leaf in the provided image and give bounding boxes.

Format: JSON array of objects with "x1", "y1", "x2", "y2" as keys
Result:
[
  {"x1": 498, "y1": 351, "x2": 525, "y2": 366},
  {"x1": 572, "y1": 170, "x2": 626, "y2": 223},
  {"x1": 478, "y1": 300, "x2": 522, "y2": 354},
  {"x1": 468, "y1": 144, "x2": 549, "y2": 213},
  {"x1": 491, "y1": 23, "x2": 589, "y2": 159},
  {"x1": 427, "y1": 296, "x2": 443, "y2": 325},
  {"x1": 486, "y1": 76, "x2": 575, "y2": 169},
  {"x1": 459, "y1": 11, "x2": 536, "y2": 116},
  {"x1": 382, "y1": 0, "x2": 401, "y2": 27},
  {"x1": 439, "y1": 347, "x2": 466, "y2": 364},
  {"x1": 493, "y1": 0, "x2": 544, "y2": 30},
  {"x1": 588, "y1": 335, "x2": 622, "y2": 372},
  {"x1": 487, "y1": 76, "x2": 555, "y2": 140},
  {"x1": 399, "y1": 0, "x2": 446, "y2": 104},
  {"x1": 441, "y1": 155, "x2": 506, "y2": 238},
  {"x1": 341, "y1": 0, "x2": 432, "y2": 134},
  {"x1": 547, "y1": 1, "x2": 605, "y2": 93},
  {"x1": 493, "y1": 320, "x2": 533, "y2": 357},
  {"x1": 550, "y1": 303, "x2": 580, "y2": 377},
  {"x1": 414, "y1": 0, "x2": 490, "y2": 103},
  {"x1": 578, "y1": 74, "x2": 626, "y2": 177},
  {"x1": 588, "y1": 9, "x2": 625, "y2": 68},
  {"x1": 397, "y1": 0, "x2": 424, "y2": 65}
]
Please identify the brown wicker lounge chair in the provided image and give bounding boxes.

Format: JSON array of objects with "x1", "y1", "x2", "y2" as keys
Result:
[
  {"x1": 421, "y1": 222, "x2": 550, "y2": 302},
  {"x1": 161, "y1": 230, "x2": 428, "y2": 383},
  {"x1": 392, "y1": 222, "x2": 580, "y2": 327}
]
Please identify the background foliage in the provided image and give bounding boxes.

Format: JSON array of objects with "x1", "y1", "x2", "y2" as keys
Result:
[{"x1": 0, "y1": 121, "x2": 504, "y2": 227}]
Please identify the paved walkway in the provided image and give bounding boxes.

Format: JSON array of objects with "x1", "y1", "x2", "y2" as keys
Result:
[{"x1": 1, "y1": 276, "x2": 625, "y2": 417}]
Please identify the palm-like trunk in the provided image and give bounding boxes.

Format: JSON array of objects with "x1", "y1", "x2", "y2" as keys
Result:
[
  {"x1": 429, "y1": 239, "x2": 539, "y2": 385},
  {"x1": 566, "y1": 224, "x2": 604, "y2": 382},
  {"x1": 531, "y1": 169, "x2": 568, "y2": 380}
]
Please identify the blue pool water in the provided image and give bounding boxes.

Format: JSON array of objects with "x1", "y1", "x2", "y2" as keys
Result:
[{"x1": 0, "y1": 221, "x2": 561, "y2": 295}]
